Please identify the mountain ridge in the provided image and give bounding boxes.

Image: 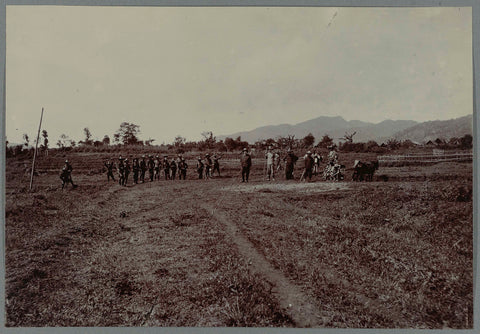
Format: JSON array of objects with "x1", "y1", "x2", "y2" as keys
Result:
[{"x1": 218, "y1": 114, "x2": 472, "y2": 144}]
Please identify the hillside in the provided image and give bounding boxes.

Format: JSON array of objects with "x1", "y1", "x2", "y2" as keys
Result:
[
  {"x1": 218, "y1": 116, "x2": 418, "y2": 144},
  {"x1": 392, "y1": 114, "x2": 473, "y2": 143}
]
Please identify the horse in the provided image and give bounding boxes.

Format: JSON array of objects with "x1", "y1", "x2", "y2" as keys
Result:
[{"x1": 352, "y1": 160, "x2": 379, "y2": 181}]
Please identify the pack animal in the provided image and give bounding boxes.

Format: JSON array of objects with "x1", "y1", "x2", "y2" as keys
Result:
[{"x1": 352, "y1": 160, "x2": 379, "y2": 181}]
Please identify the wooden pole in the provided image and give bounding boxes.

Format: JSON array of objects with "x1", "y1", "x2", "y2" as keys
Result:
[{"x1": 29, "y1": 108, "x2": 44, "y2": 190}]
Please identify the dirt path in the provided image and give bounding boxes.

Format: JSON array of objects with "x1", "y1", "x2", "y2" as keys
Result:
[{"x1": 200, "y1": 197, "x2": 328, "y2": 327}]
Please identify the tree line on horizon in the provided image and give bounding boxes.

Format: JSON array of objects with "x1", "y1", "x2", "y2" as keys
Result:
[{"x1": 6, "y1": 122, "x2": 473, "y2": 158}]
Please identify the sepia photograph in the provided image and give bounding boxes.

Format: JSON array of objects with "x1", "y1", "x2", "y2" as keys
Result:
[{"x1": 3, "y1": 4, "x2": 475, "y2": 329}]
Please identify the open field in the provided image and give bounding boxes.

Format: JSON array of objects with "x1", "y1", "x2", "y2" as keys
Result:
[{"x1": 4, "y1": 153, "x2": 474, "y2": 328}]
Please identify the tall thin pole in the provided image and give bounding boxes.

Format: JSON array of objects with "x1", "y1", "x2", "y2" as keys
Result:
[{"x1": 29, "y1": 108, "x2": 44, "y2": 190}]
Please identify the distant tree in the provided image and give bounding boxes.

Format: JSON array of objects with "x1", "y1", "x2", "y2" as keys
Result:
[
  {"x1": 365, "y1": 140, "x2": 379, "y2": 152},
  {"x1": 56, "y1": 134, "x2": 71, "y2": 150},
  {"x1": 201, "y1": 131, "x2": 216, "y2": 149},
  {"x1": 386, "y1": 138, "x2": 400, "y2": 150},
  {"x1": 145, "y1": 138, "x2": 155, "y2": 146},
  {"x1": 102, "y1": 135, "x2": 110, "y2": 146},
  {"x1": 342, "y1": 131, "x2": 356, "y2": 143},
  {"x1": 460, "y1": 134, "x2": 473, "y2": 149},
  {"x1": 302, "y1": 133, "x2": 315, "y2": 148},
  {"x1": 40, "y1": 130, "x2": 49, "y2": 155},
  {"x1": 23, "y1": 133, "x2": 29, "y2": 148},
  {"x1": 224, "y1": 137, "x2": 236, "y2": 151},
  {"x1": 83, "y1": 127, "x2": 93, "y2": 146},
  {"x1": 114, "y1": 122, "x2": 141, "y2": 145},
  {"x1": 318, "y1": 135, "x2": 333, "y2": 148},
  {"x1": 173, "y1": 135, "x2": 186, "y2": 148}
]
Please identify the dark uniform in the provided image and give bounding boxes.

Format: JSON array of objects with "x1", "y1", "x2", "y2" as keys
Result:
[
  {"x1": 163, "y1": 156, "x2": 170, "y2": 180},
  {"x1": 123, "y1": 159, "x2": 131, "y2": 186},
  {"x1": 60, "y1": 160, "x2": 77, "y2": 189},
  {"x1": 104, "y1": 160, "x2": 115, "y2": 182},
  {"x1": 196, "y1": 158, "x2": 204, "y2": 179},
  {"x1": 140, "y1": 156, "x2": 147, "y2": 183},
  {"x1": 147, "y1": 156, "x2": 155, "y2": 181},
  {"x1": 132, "y1": 158, "x2": 140, "y2": 184},
  {"x1": 303, "y1": 152, "x2": 314, "y2": 181},
  {"x1": 178, "y1": 158, "x2": 188, "y2": 180},
  {"x1": 170, "y1": 159, "x2": 177, "y2": 180},
  {"x1": 240, "y1": 148, "x2": 252, "y2": 182},
  {"x1": 284, "y1": 150, "x2": 298, "y2": 180},
  {"x1": 212, "y1": 154, "x2": 221, "y2": 176}
]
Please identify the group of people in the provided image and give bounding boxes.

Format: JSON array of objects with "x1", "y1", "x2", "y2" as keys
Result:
[
  {"x1": 264, "y1": 146, "x2": 328, "y2": 182},
  {"x1": 103, "y1": 153, "x2": 223, "y2": 186},
  {"x1": 61, "y1": 146, "x2": 341, "y2": 189}
]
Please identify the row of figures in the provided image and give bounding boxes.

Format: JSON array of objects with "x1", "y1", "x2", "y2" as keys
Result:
[
  {"x1": 60, "y1": 145, "x2": 343, "y2": 189},
  {"x1": 104, "y1": 153, "x2": 223, "y2": 186},
  {"x1": 264, "y1": 144, "x2": 343, "y2": 182}
]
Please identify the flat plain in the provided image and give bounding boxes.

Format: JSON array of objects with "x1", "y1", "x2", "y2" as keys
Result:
[{"x1": 4, "y1": 151, "x2": 473, "y2": 328}]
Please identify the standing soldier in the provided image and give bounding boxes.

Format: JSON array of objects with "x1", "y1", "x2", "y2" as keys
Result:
[
  {"x1": 212, "y1": 154, "x2": 222, "y2": 177},
  {"x1": 265, "y1": 146, "x2": 275, "y2": 181},
  {"x1": 154, "y1": 155, "x2": 161, "y2": 180},
  {"x1": 170, "y1": 158, "x2": 177, "y2": 180},
  {"x1": 60, "y1": 159, "x2": 77, "y2": 189},
  {"x1": 196, "y1": 157, "x2": 204, "y2": 179},
  {"x1": 117, "y1": 156, "x2": 125, "y2": 186},
  {"x1": 313, "y1": 149, "x2": 322, "y2": 175},
  {"x1": 140, "y1": 155, "x2": 147, "y2": 183},
  {"x1": 176, "y1": 154, "x2": 183, "y2": 170},
  {"x1": 204, "y1": 154, "x2": 212, "y2": 179},
  {"x1": 301, "y1": 151, "x2": 314, "y2": 182},
  {"x1": 123, "y1": 158, "x2": 131, "y2": 186},
  {"x1": 132, "y1": 157, "x2": 140, "y2": 184},
  {"x1": 163, "y1": 155, "x2": 170, "y2": 180},
  {"x1": 284, "y1": 148, "x2": 298, "y2": 180},
  {"x1": 147, "y1": 155, "x2": 155, "y2": 181},
  {"x1": 240, "y1": 148, "x2": 252, "y2": 182},
  {"x1": 178, "y1": 157, "x2": 188, "y2": 180},
  {"x1": 274, "y1": 150, "x2": 282, "y2": 172},
  {"x1": 104, "y1": 159, "x2": 116, "y2": 182}
]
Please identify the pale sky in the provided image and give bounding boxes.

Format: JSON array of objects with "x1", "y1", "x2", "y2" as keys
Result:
[{"x1": 6, "y1": 6, "x2": 472, "y2": 144}]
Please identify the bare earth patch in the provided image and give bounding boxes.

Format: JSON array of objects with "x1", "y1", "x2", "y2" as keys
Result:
[{"x1": 221, "y1": 181, "x2": 351, "y2": 193}]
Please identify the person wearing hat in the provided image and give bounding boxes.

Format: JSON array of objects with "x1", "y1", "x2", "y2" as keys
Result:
[
  {"x1": 312, "y1": 149, "x2": 322, "y2": 176},
  {"x1": 60, "y1": 159, "x2": 77, "y2": 189},
  {"x1": 123, "y1": 158, "x2": 131, "y2": 186},
  {"x1": 283, "y1": 148, "x2": 298, "y2": 180},
  {"x1": 301, "y1": 151, "x2": 314, "y2": 182},
  {"x1": 204, "y1": 153, "x2": 213, "y2": 179},
  {"x1": 132, "y1": 157, "x2": 140, "y2": 184},
  {"x1": 178, "y1": 157, "x2": 188, "y2": 180},
  {"x1": 104, "y1": 159, "x2": 116, "y2": 182},
  {"x1": 196, "y1": 157, "x2": 204, "y2": 179},
  {"x1": 140, "y1": 155, "x2": 147, "y2": 183},
  {"x1": 212, "y1": 154, "x2": 222, "y2": 177},
  {"x1": 265, "y1": 146, "x2": 275, "y2": 181},
  {"x1": 147, "y1": 155, "x2": 155, "y2": 182},
  {"x1": 163, "y1": 155, "x2": 170, "y2": 180},
  {"x1": 240, "y1": 148, "x2": 252, "y2": 182},
  {"x1": 170, "y1": 157, "x2": 177, "y2": 180}
]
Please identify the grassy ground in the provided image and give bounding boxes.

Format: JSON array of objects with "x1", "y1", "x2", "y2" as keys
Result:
[{"x1": 4, "y1": 154, "x2": 473, "y2": 328}]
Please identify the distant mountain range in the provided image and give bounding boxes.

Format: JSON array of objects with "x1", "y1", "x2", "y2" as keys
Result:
[{"x1": 218, "y1": 114, "x2": 473, "y2": 144}]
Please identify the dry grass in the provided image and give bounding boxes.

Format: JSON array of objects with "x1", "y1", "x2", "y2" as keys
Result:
[{"x1": 4, "y1": 153, "x2": 473, "y2": 328}]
